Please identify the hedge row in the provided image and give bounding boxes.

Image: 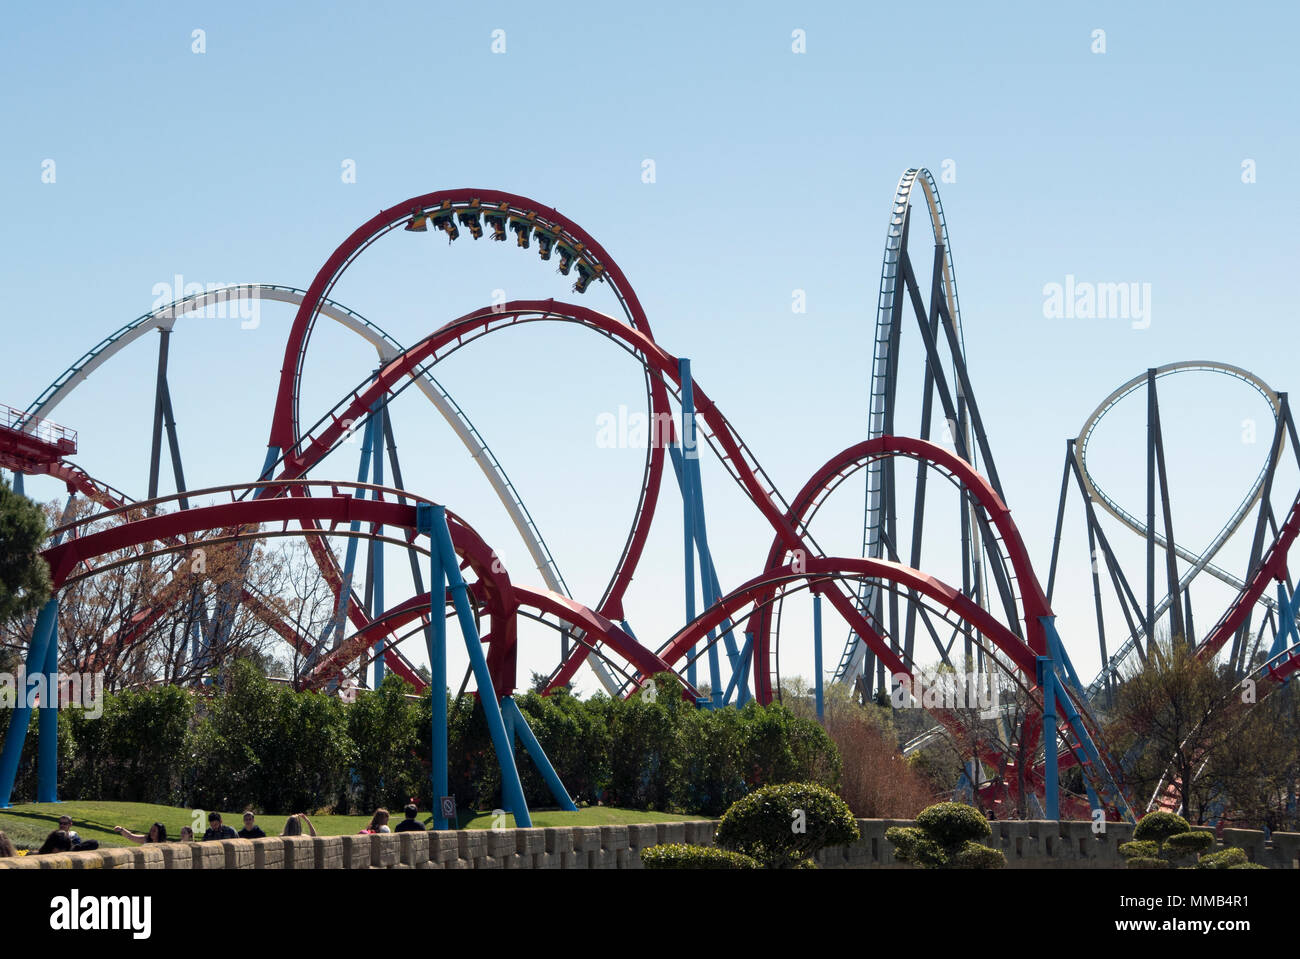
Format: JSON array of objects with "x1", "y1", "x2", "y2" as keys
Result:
[{"x1": 0, "y1": 664, "x2": 840, "y2": 817}]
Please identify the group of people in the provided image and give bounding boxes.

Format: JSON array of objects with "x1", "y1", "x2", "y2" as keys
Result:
[
  {"x1": 0, "y1": 805, "x2": 430, "y2": 856},
  {"x1": 0, "y1": 800, "x2": 434, "y2": 852},
  {"x1": 359, "y1": 804, "x2": 428, "y2": 834},
  {"x1": 112, "y1": 811, "x2": 320, "y2": 843}
]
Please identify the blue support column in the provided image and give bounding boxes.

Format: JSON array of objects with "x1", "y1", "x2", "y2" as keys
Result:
[
  {"x1": 501, "y1": 697, "x2": 578, "y2": 811},
  {"x1": 0, "y1": 598, "x2": 59, "y2": 807},
  {"x1": 426, "y1": 504, "x2": 532, "y2": 827},
  {"x1": 1038, "y1": 653, "x2": 1059, "y2": 821},
  {"x1": 813, "y1": 592, "x2": 824, "y2": 720},
  {"x1": 38, "y1": 621, "x2": 59, "y2": 802},
  {"x1": 679, "y1": 359, "x2": 699, "y2": 692},
  {"x1": 13, "y1": 471, "x2": 25, "y2": 497},
  {"x1": 369, "y1": 405, "x2": 386, "y2": 688},
  {"x1": 427, "y1": 519, "x2": 450, "y2": 830},
  {"x1": 312, "y1": 409, "x2": 376, "y2": 658},
  {"x1": 1041, "y1": 617, "x2": 1135, "y2": 822}
]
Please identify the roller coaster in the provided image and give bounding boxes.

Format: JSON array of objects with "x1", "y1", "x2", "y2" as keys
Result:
[{"x1": 2, "y1": 171, "x2": 1297, "y2": 827}]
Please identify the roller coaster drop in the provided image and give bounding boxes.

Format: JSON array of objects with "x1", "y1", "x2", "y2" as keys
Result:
[{"x1": 2, "y1": 171, "x2": 1297, "y2": 826}]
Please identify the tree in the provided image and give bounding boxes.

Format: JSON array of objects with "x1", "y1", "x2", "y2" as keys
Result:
[
  {"x1": 0, "y1": 476, "x2": 51, "y2": 624},
  {"x1": 0, "y1": 497, "x2": 302, "y2": 692},
  {"x1": 886, "y1": 801, "x2": 1005, "y2": 868},
  {"x1": 1105, "y1": 634, "x2": 1244, "y2": 822}
]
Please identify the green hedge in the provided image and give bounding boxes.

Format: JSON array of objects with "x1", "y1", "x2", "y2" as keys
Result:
[
  {"x1": 640, "y1": 844, "x2": 761, "y2": 869},
  {"x1": 2, "y1": 665, "x2": 841, "y2": 819}
]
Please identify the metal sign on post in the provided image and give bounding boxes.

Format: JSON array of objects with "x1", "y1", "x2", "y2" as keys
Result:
[{"x1": 440, "y1": 796, "x2": 457, "y2": 825}]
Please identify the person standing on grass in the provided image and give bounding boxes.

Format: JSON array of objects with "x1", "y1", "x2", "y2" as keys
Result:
[
  {"x1": 238, "y1": 812, "x2": 266, "y2": 839},
  {"x1": 202, "y1": 812, "x2": 237, "y2": 841}
]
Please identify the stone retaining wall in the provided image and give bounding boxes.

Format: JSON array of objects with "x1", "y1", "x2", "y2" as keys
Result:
[{"x1": 1, "y1": 820, "x2": 1293, "y2": 870}]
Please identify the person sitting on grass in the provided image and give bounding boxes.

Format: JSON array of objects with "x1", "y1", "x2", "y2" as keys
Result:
[
  {"x1": 238, "y1": 812, "x2": 266, "y2": 839},
  {"x1": 114, "y1": 822, "x2": 167, "y2": 844},
  {"x1": 360, "y1": 808, "x2": 390, "y2": 834},
  {"x1": 281, "y1": 813, "x2": 317, "y2": 837},
  {"x1": 0, "y1": 830, "x2": 15, "y2": 857},
  {"x1": 202, "y1": 812, "x2": 237, "y2": 841},
  {"x1": 394, "y1": 803, "x2": 426, "y2": 833},
  {"x1": 59, "y1": 815, "x2": 100, "y2": 851},
  {"x1": 37, "y1": 830, "x2": 73, "y2": 855}
]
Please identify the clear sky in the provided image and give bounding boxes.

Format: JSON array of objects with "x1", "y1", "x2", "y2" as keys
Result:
[{"x1": 3, "y1": 1, "x2": 1298, "y2": 697}]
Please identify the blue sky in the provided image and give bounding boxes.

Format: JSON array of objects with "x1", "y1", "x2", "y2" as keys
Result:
[{"x1": 3, "y1": 2, "x2": 1298, "y2": 695}]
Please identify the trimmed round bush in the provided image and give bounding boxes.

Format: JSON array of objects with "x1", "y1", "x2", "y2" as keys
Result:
[
  {"x1": 1119, "y1": 840, "x2": 1159, "y2": 859},
  {"x1": 1228, "y1": 863, "x2": 1267, "y2": 870},
  {"x1": 716, "y1": 782, "x2": 859, "y2": 869},
  {"x1": 1127, "y1": 857, "x2": 1172, "y2": 869},
  {"x1": 1133, "y1": 812, "x2": 1191, "y2": 845},
  {"x1": 1197, "y1": 847, "x2": 1249, "y2": 870},
  {"x1": 640, "y1": 843, "x2": 761, "y2": 869},
  {"x1": 885, "y1": 825, "x2": 947, "y2": 869},
  {"x1": 915, "y1": 802, "x2": 991, "y2": 847},
  {"x1": 1164, "y1": 831, "x2": 1214, "y2": 856},
  {"x1": 951, "y1": 841, "x2": 1005, "y2": 869}
]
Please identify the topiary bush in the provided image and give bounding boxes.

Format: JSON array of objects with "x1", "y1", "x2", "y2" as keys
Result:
[
  {"x1": 1197, "y1": 847, "x2": 1248, "y2": 870},
  {"x1": 1132, "y1": 811, "x2": 1191, "y2": 845},
  {"x1": 885, "y1": 802, "x2": 1004, "y2": 869},
  {"x1": 715, "y1": 782, "x2": 859, "y2": 869},
  {"x1": 1118, "y1": 840, "x2": 1160, "y2": 859},
  {"x1": 640, "y1": 843, "x2": 762, "y2": 869},
  {"x1": 1164, "y1": 831, "x2": 1214, "y2": 858},
  {"x1": 1121, "y1": 813, "x2": 1260, "y2": 869}
]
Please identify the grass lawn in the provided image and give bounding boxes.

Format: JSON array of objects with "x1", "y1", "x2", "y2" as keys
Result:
[{"x1": 0, "y1": 801, "x2": 699, "y2": 849}]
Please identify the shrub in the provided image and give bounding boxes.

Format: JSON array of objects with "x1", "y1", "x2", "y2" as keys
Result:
[
  {"x1": 884, "y1": 826, "x2": 947, "y2": 868},
  {"x1": 885, "y1": 801, "x2": 1004, "y2": 868},
  {"x1": 1197, "y1": 847, "x2": 1249, "y2": 870},
  {"x1": 1164, "y1": 831, "x2": 1214, "y2": 857},
  {"x1": 1132, "y1": 812, "x2": 1191, "y2": 844},
  {"x1": 1229, "y1": 862, "x2": 1267, "y2": 869},
  {"x1": 716, "y1": 782, "x2": 859, "y2": 869},
  {"x1": 915, "y1": 802, "x2": 991, "y2": 847},
  {"x1": 1119, "y1": 840, "x2": 1159, "y2": 859},
  {"x1": 1128, "y1": 857, "x2": 1172, "y2": 869},
  {"x1": 640, "y1": 844, "x2": 761, "y2": 869},
  {"x1": 952, "y1": 841, "x2": 1006, "y2": 869}
]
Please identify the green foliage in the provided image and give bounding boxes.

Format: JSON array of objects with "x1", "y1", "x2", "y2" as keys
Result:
[
  {"x1": 640, "y1": 843, "x2": 762, "y2": 869},
  {"x1": 1119, "y1": 840, "x2": 1160, "y2": 859},
  {"x1": 952, "y1": 840, "x2": 1006, "y2": 869},
  {"x1": 1228, "y1": 862, "x2": 1267, "y2": 869},
  {"x1": 1132, "y1": 811, "x2": 1191, "y2": 844},
  {"x1": 65, "y1": 685, "x2": 193, "y2": 804},
  {"x1": 347, "y1": 673, "x2": 422, "y2": 811},
  {"x1": 715, "y1": 782, "x2": 859, "y2": 869},
  {"x1": 1196, "y1": 847, "x2": 1249, "y2": 869},
  {"x1": 885, "y1": 801, "x2": 1004, "y2": 868},
  {"x1": 1164, "y1": 830, "x2": 1214, "y2": 856},
  {"x1": 514, "y1": 689, "x2": 611, "y2": 806},
  {"x1": 1128, "y1": 857, "x2": 1173, "y2": 869},
  {"x1": 885, "y1": 825, "x2": 947, "y2": 868},
  {"x1": 915, "y1": 801, "x2": 991, "y2": 846},
  {"x1": 0, "y1": 478, "x2": 52, "y2": 624},
  {"x1": 189, "y1": 660, "x2": 355, "y2": 812}
]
